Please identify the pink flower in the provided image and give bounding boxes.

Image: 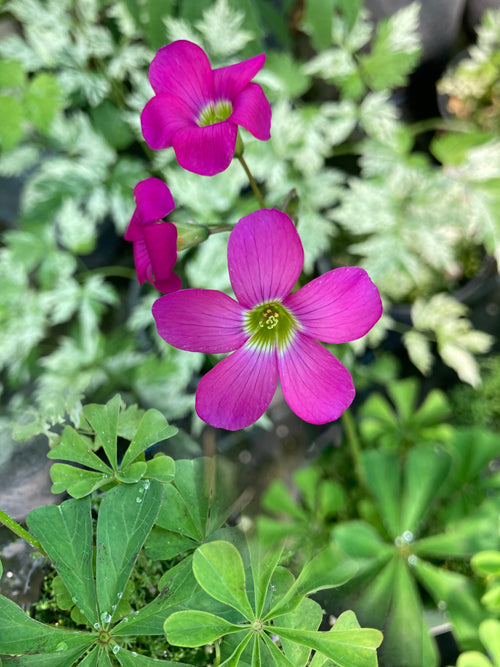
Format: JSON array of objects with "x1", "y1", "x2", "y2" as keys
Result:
[
  {"x1": 152, "y1": 209, "x2": 382, "y2": 430},
  {"x1": 141, "y1": 40, "x2": 271, "y2": 176},
  {"x1": 124, "y1": 178, "x2": 181, "y2": 294}
]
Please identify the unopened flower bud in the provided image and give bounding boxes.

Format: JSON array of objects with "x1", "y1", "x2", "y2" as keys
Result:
[{"x1": 174, "y1": 221, "x2": 209, "y2": 250}]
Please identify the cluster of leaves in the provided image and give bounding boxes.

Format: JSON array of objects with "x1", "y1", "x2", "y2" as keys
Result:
[
  {"x1": 0, "y1": 396, "x2": 384, "y2": 665},
  {"x1": 258, "y1": 377, "x2": 500, "y2": 667}
]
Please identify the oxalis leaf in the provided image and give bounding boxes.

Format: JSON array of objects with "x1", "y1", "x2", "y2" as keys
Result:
[
  {"x1": 192, "y1": 541, "x2": 254, "y2": 619},
  {"x1": 96, "y1": 480, "x2": 163, "y2": 624},
  {"x1": 164, "y1": 610, "x2": 245, "y2": 646},
  {"x1": 271, "y1": 624, "x2": 383, "y2": 667},
  {"x1": 26, "y1": 496, "x2": 98, "y2": 626}
]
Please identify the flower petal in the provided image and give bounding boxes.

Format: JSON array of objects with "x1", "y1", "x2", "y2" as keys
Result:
[
  {"x1": 134, "y1": 178, "x2": 175, "y2": 225},
  {"x1": 141, "y1": 94, "x2": 195, "y2": 150},
  {"x1": 230, "y1": 83, "x2": 271, "y2": 140},
  {"x1": 148, "y1": 40, "x2": 213, "y2": 109},
  {"x1": 213, "y1": 53, "x2": 265, "y2": 101},
  {"x1": 284, "y1": 267, "x2": 382, "y2": 343},
  {"x1": 172, "y1": 122, "x2": 237, "y2": 176},
  {"x1": 132, "y1": 238, "x2": 152, "y2": 285},
  {"x1": 228, "y1": 209, "x2": 304, "y2": 308},
  {"x1": 124, "y1": 208, "x2": 143, "y2": 242},
  {"x1": 143, "y1": 222, "x2": 177, "y2": 282},
  {"x1": 154, "y1": 273, "x2": 182, "y2": 294},
  {"x1": 152, "y1": 289, "x2": 247, "y2": 353},
  {"x1": 278, "y1": 333, "x2": 355, "y2": 424},
  {"x1": 196, "y1": 344, "x2": 278, "y2": 430}
]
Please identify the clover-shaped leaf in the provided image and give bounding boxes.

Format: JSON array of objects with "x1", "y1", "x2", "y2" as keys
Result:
[{"x1": 48, "y1": 395, "x2": 176, "y2": 498}]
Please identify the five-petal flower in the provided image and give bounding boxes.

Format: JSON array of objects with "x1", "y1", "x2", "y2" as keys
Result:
[
  {"x1": 141, "y1": 40, "x2": 271, "y2": 176},
  {"x1": 152, "y1": 209, "x2": 382, "y2": 430},
  {"x1": 124, "y1": 177, "x2": 181, "y2": 294}
]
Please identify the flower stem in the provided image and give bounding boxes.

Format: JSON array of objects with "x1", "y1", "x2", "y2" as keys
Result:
[
  {"x1": 208, "y1": 225, "x2": 234, "y2": 235},
  {"x1": 0, "y1": 509, "x2": 47, "y2": 557},
  {"x1": 341, "y1": 409, "x2": 366, "y2": 489},
  {"x1": 238, "y1": 156, "x2": 266, "y2": 209}
]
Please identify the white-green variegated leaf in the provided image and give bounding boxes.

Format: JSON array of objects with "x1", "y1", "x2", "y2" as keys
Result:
[
  {"x1": 196, "y1": 0, "x2": 253, "y2": 58},
  {"x1": 359, "y1": 92, "x2": 402, "y2": 147},
  {"x1": 402, "y1": 330, "x2": 433, "y2": 376},
  {"x1": 185, "y1": 233, "x2": 231, "y2": 292},
  {"x1": 303, "y1": 48, "x2": 358, "y2": 82},
  {"x1": 164, "y1": 17, "x2": 203, "y2": 46},
  {"x1": 0, "y1": 145, "x2": 40, "y2": 176}
]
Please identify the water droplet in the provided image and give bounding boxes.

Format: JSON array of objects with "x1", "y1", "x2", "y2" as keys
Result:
[
  {"x1": 438, "y1": 600, "x2": 447, "y2": 611},
  {"x1": 93, "y1": 622, "x2": 100, "y2": 629},
  {"x1": 116, "y1": 592, "x2": 123, "y2": 600},
  {"x1": 55, "y1": 642, "x2": 68, "y2": 652},
  {"x1": 271, "y1": 585, "x2": 277, "y2": 591},
  {"x1": 143, "y1": 479, "x2": 150, "y2": 490},
  {"x1": 100, "y1": 611, "x2": 112, "y2": 623},
  {"x1": 136, "y1": 497, "x2": 142, "y2": 503},
  {"x1": 112, "y1": 645, "x2": 120, "y2": 654},
  {"x1": 408, "y1": 554, "x2": 419, "y2": 566},
  {"x1": 131, "y1": 652, "x2": 138, "y2": 657},
  {"x1": 402, "y1": 530, "x2": 414, "y2": 543},
  {"x1": 123, "y1": 616, "x2": 129, "y2": 622},
  {"x1": 394, "y1": 536, "x2": 403, "y2": 547}
]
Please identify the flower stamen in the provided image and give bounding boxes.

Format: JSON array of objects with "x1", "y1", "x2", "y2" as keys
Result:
[
  {"x1": 246, "y1": 301, "x2": 297, "y2": 352},
  {"x1": 197, "y1": 99, "x2": 233, "y2": 127}
]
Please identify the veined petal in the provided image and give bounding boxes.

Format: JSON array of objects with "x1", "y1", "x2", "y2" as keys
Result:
[
  {"x1": 141, "y1": 93, "x2": 195, "y2": 150},
  {"x1": 278, "y1": 333, "x2": 355, "y2": 424},
  {"x1": 124, "y1": 209, "x2": 143, "y2": 242},
  {"x1": 152, "y1": 289, "x2": 247, "y2": 353},
  {"x1": 196, "y1": 344, "x2": 278, "y2": 430},
  {"x1": 134, "y1": 178, "x2": 175, "y2": 225},
  {"x1": 284, "y1": 267, "x2": 382, "y2": 343},
  {"x1": 143, "y1": 222, "x2": 177, "y2": 281},
  {"x1": 153, "y1": 273, "x2": 182, "y2": 294},
  {"x1": 132, "y1": 238, "x2": 152, "y2": 285},
  {"x1": 148, "y1": 40, "x2": 213, "y2": 108},
  {"x1": 228, "y1": 209, "x2": 304, "y2": 308},
  {"x1": 230, "y1": 83, "x2": 271, "y2": 140},
  {"x1": 172, "y1": 122, "x2": 237, "y2": 176},
  {"x1": 213, "y1": 53, "x2": 265, "y2": 101}
]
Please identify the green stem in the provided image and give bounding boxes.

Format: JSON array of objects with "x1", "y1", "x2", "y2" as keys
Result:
[
  {"x1": 213, "y1": 638, "x2": 221, "y2": 666},
  {"x1": 76, "y1": 265, "x2": 138, "y2": 281},
  {"x1": 341, "y1": 409, "x2": 366, "y2": 489},
  {"x1": 0, "y1": 509, "x2": 47, "y2": 557},
  {"x1": 238, "y1": 156, "x2": 266, "y2": 209},
  {"x1": 208, "y1": 225, "x2": 234, "y2": 235}
]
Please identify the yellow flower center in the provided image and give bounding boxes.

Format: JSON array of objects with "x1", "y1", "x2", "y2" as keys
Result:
[{"x1": 245, "y1": 301, "x2": 297, "y2": 352}]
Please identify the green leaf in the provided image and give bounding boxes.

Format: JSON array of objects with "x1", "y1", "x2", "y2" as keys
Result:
[
  {"x1": 47, "y1": 426, "x2": 111, "y2": 473},
  {"x1": 400, "y1": 446, "x2": 451, "y2": 533},
  {"x1": 116, "y1": 646, "x2": 189, "y2": 666},
  {"x1": 0, "y1": 594, "x2": 94, "y2": 654},
  {"x1": 472, "y1": 550, "x2": 500, "y2": 576},
  {"x1": 333, "y1": 520, "x2": 392, "y2": 560},
  {"x1": 90, "y1": 100, "x2": 133, "y2": 150},
  {"x1": 164, "y1": 610, "x2": 245, "y2": 646},
  {"x1": 303, "y1": 0, "x2": 336, "y2": 50},
  {"x1": 193, "y1": 541, "x2": 254, "y2": 619},
  {"x1": 480, "y1": 619, "x2": 500, "y2": 665},
  {"x1": 218, "y1": 632, "x2": 253, "y2": 667},
  {"x1": 0, "y1": 95, "x2": 24, "y2": 150},
  {"x1": 249, "y1": 539, "x2": 284, "y2": 618},
  {"x1": 309, "y1": 611, "x2": 364, "y2": 666},
  {"x1": 96, "y1": 480, "x2": 163, "y2": 623},
  {"x1": 26, "y1": 497, "x2": 98, "y2": 626},
  {"x1": 112, "y1": 558, "x2": 199, "y2": 636},
  {"x1": 0, "y1": 60, "x2": 25, "y2": 88},
  {"x1": 116, "y1": 461, "x2": 147, "y2": 483},
  {"x1": 361, "y1": 450, "x2": 400, "y2": 538},
  {"x1": 120, "y1": 409, "x2": 177, "y2": 469},
  {"x1": 271, "y1": 624, "x2": 382, "y2": 667},
  {"x1": 265, "y1": 544, "x2": 357, "y2": 619},
  {"x1": 83, "y1": 395, "x2": 121, "y2": 470},
  {"x1": 2, "y1": 645, "x2": 91, "y2": 665},
  {"x1": 24, "y1": 73, "x2": 62, "y2": 134},
  {"x1": 49, "y1": 464, "x2": 110, "y2": 499},
  {"x1": 145, "y1": 454, "x2": 175, "y2": 483},
  {"x1": 145, "y1": 526, "x2": 198, "y2": 560},
  {"x1": 277, "y1": 597, "x2": 323, "y2": 664},
  {"x1": 77, "y1": 647, "x2": 100, "y2": 666},
  {"x1": 382, "y1": 559, "x2": 438, "y2": 667},
  {"x1": 456, "y1": 652, "x2": 494, "y2": 667},
  {"x1": 259, "y1": 633, "x2": 296, "y2": 666}
]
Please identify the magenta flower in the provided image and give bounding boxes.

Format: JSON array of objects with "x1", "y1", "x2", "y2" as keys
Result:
[
  {"x1": 152, "y1": 209, "x2": 382, "y2": 430},
  {"x1": 124, "y1": 177, "x2": 181, "y2": 294},
  {"x1": 141, "y1": 40, "x2": 271, "y2": 176}
]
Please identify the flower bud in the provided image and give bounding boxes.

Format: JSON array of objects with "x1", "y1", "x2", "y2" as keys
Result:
[{"x1": 174, "y1": 221, "x2": 209, "y2": 250}]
